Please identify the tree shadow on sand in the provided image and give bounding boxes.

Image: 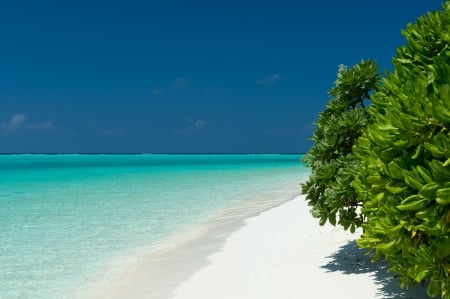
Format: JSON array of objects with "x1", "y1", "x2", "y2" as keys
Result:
[{"x1": 321, "y1": 240, "x2": 429, "y2": 299}]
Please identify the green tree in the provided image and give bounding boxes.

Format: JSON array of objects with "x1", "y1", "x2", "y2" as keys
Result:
[
  {"x1": 302, "y1": 60, "x2": 379, "y2": 232},
  {"x1": 354, "y1": 2, "x2": 450, "y2": 297}
]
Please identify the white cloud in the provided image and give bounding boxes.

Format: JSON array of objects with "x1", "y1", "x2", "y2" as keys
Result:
[
  {"x1": 189, "y1": 119, "x2": 207, "y2": 130},
  {"x1": 9, "y1": 113, "x2": 26, "y2": 128},
  {"x1": 0, "y1": 113, "x2": 57, "y2": 135},
  {"x1": 170, "y1": 77, "x2": 190, "y2": 90},
  {"x1": 29, "y1": 121, "x2": 55, "y2": 131},
  {"x1": 0, "y1": 113, "x2": 27, "y2": 133},
  {"x1": 173, "y1": 119, "x2": 207, "y2": 136},
  {"x1": 257, "y1": 73, "x2": 281, "y2": 86}
]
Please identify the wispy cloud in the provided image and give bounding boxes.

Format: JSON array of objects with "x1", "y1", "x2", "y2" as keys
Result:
[
  {"x1": 10, "y1": 113, "x2": 26, "y2": 127},
  {"x1": 0, "y1": 113, "x2": 57, "y2": 135},
  {"x1": 29, "y1": 121, "x2": 55, "y2": 131},
  {"x1": 188, "y1": 119, "x2": 207, "y2": 130},
  {"x1": 170, "y1": 77, "x2": 190, "y2": 90},
  {"x1": 174, "y1": 118, "x2": 207, "y2": 136},
  {"x1": 151, "y1": 86, "x2": 164, "y2": 96},
  {"x1": 257, "y1": 73, "x2": 281, "y2": 86},
  {"x1": 99, "y1": 128, "x2": 125, "y2": 137},
  {"x1": 151, "y1": 77, "x2": 191, "y2": 96}
]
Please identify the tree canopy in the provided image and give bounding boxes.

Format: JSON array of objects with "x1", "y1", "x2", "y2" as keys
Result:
[
  {"x1": 302, "y1": 60, "x2": 379, "y2": 232},
  {"x1": 353, "y1": 2, "x2": 450, "y2": 297}
]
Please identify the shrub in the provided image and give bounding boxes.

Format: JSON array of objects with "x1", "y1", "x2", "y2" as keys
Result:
[
  {"x1": 302, "y1": 60, "x2": 379, "y2": 232},
  {"x1": 354, "y1": 2, "x2": 450, "y2": 297}
]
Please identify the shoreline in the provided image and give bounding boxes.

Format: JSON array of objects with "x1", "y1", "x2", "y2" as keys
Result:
[
  {"x1": 90, "y1": 193, "x2": 429, "y2": 299},
  {"x1": 85, "y1": 186, "x2": 300, "y2": 299}
]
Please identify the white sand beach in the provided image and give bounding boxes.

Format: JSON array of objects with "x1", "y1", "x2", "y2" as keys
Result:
[
  {"x1": 109, "y1": 195, "x2": 430, "y2": 299},
  {"x1": 173, "y1": 195, "x2": 429, "y2": 299}
]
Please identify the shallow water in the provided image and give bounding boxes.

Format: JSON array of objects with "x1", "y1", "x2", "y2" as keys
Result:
[{"x1": 0, "y1": 154, "x2": 308, "y2": 299}]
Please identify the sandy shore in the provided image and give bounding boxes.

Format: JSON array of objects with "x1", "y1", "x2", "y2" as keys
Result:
[
  {"x1": 172, "y1": 195, "x2": 429, "y2": 299},
  {"x1": 106, "y1": 194, "x2": 429, "y2": 299}
]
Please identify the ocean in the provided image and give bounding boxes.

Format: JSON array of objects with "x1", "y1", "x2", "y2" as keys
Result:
[{"x1": 0, "y1": 154, "x2": 308, "y2": 299}]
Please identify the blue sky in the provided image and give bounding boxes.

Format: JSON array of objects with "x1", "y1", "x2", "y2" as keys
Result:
[{"x1": 0, "y1": 0, "x2": 444, "y2": 153}]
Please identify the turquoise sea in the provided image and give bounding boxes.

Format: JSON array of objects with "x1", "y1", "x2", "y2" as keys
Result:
[{"x1": 0, "y1": 154, "x2": 308, "y2": 299}]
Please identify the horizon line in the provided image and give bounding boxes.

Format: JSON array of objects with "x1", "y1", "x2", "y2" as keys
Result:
[{"x1": 0, "y1": 152, "x2": 306, "y2": 155}]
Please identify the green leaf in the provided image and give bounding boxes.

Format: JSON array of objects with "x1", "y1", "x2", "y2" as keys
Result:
[
  {"x1": 432, "y1": 102, "x2": 450, "y2": 123},
  {"x1": 427, "y1": 279, "x2": 440, "y2": 298},
  {"x1": 416, "y1": 165, "x2": 434, "y2": 184},
  {"x1": 431, "y1": 160, "x2": 450, "y2": 178},
  {"x1": 437, "y1": 188, "x2": 450, "y2": 205},
  {"x1": 367, "y1": 175, "x2": 386, "y2": 185},
  {"x1": 424, "y1": 142, "x2": 446, "y2": 158},
  {"x1": 415, "y1": 269, "x2": 431, "y2": 283},
  {"x1": 376, "y1": 241, "x2": 395, "y2": 251},
  {"x1": 419, "y1": 182, "x2": 440, "y2": 200},
  {"x1": 404, "y1": 173, "x2": 424, "y2": 190},
  {"x1": 386, "y1": 181, "x2": 407, "y2": 194},
  {"x1": 412, "y1": 145, "x2": 423, "y2": 159},
  {"x1": 443, "y1": 158, "x2": 450, "y2": 167},
  {"x1": 329, "y1": 213, "x2": 337, "y2": 226},
  {"x1": 396, "y1": 58, "x2": 412, "y2": 64},
  {"x1": 397, "y1": 197, "x2": 430, "y2": 211},
  {"x1": 427, "y1": 71, "x2": 435, "y2": 85}
]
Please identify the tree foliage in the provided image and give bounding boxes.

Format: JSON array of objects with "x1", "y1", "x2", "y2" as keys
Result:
[
  {"x1": 302, "y1": 60, "x2": 379, "y2": 232},
  {"x1": 354, "y1": 3, "x2": 450, "y2": 297}
]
